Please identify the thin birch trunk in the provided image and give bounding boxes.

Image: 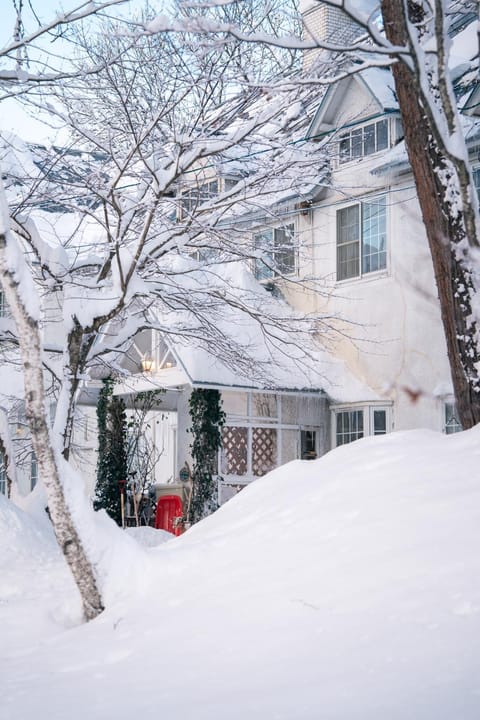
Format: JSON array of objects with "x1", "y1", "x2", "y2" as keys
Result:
[{"x1": 0, "y1": 227, "x2": 104, "y2": 622}]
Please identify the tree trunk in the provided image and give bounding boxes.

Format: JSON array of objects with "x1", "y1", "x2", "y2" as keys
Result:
[
  {"x1": 0, "y1": 229, "x2": 104, "y2": 622},
  {"x1": 381, "y1": 0, "x2": 480, "y2": 428}
]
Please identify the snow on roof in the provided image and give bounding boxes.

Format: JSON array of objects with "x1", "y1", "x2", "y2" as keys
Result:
[
  {"x1": 134, "y1": 256, "x2": 379, "y2": 401},
  {"x1": 169, "y1": 332, "x2": 378, "y2": 401},
  {"x1": 358, "y1": 67, "x2": 398, "y2": 111},
  {"x1": 371, "y1": 111, "x2": 480, "y2": 177},
  {"x1": 308, "y1": 66, "x2": 398, "y2": 141}
]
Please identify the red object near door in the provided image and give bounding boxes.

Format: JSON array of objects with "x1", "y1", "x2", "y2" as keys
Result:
[{"x1": 155, "y1": 495, "x2": 184, "y2": 535}]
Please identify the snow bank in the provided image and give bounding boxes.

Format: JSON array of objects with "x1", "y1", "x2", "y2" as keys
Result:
[{"x1": 1, "y1": 427, "x2": 480, "y2": 719}]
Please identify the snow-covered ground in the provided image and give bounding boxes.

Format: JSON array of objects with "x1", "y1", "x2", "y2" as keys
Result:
[{"x1": 2, "y1": 427, "x2": 480, "y2": 719}]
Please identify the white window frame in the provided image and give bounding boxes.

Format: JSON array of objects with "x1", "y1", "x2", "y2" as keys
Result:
[
  {"x1": 0, "y1": 451, "x2": 6, "y2": 495},
  {"x1": 443, "y1": 400, "x2": 462, "y2": 435},
  {"x1": 336, "y1": 195, "x2": 387, "y2": 281},
  {"x1": 338, "y1": 117, "x2": 389, "y2": 165},
  {"x1": 253, "y1": 222, "x2": 297, "y2": 281},
  {"x1": 331, "y1": 404, "x2": 392, "y2": 448}
]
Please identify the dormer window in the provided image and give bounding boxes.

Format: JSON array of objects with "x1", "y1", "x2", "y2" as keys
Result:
[
  {"x1": 254, "y1": 223, "x2": 295, "y2": 281},
  {"x1": 339, "y1": 118, "x2": 388, "y2": 164}
]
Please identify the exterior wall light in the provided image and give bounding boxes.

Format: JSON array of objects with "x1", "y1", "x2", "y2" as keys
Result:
[{"x1": 141, "y1": 356, "x2": 154, "y2": 373}]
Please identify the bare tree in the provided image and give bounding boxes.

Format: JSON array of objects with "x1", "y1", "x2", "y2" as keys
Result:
[{"x1": 0, "y1": 1, "x2": 331, "y2": 620}]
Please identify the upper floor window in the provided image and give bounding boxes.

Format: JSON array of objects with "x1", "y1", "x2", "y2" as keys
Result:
[
  {"x1": 254, "y1": 223, "x2": 295, "y2": 281},
  {"x1": 339, "y1": 118, "x2": 388, "y2": 164},
  {"x1": 337, "y1": 196, "x2": 387, "y2": 281}
]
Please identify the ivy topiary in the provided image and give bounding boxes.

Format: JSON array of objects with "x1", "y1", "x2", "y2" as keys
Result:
[
  {"x1": 94, "y1": 377, "x2": 127, "y2": 525},
  {"x1": 188, "y1": 388, "x2": 225, "y2": 523}
]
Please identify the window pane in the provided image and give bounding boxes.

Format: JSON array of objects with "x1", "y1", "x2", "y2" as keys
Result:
[
  {"x1": 337, "y1": 242, "x2": 360, "y2": 280},
  {"x1": 274, "y1": 224, "x2": 295, "y2": 275},
  {"x1": 254, "y1": 226, "x2": 294, "y2": 280},
  {"x1": 30, "y1": 453, "x2": 38, "y2": 490},
  {"x1": 351, "y1": 128, "x2": 363, "y2": 158},
  {"x1": 364, "y1": 123, "x2": 376, "y2": 155},
  {"x1": 336, "y1": 411, "x2": 364, "y2": 446},
  {"x1": 337, "y1": 205, "x2": 360, "y2": 280},
  {"x1": 376, "y1": 119, "x2": 388, "y2": 150},
  {"x1": 339, "y1": 135, "x2": 350, "y2": 163},
  {"x1": 444, "y1": 403, "x2": 462, "y2": 434},
  {"x1": 338, "y1": 205, "x2": 359, "y2": 243},
  {"x1": 224, "y1": 177, "x2": 237, "y2": 192},
  {"x1": 252, "y1": 393, "x2": 278, "y2": 420},
  {"x1": 254, "y1": 230, "x2": 274, "y2": 280},
  {"x1": 0, "y1": 452, "x2": 6, "y2": 495},
  {"x1": 373, "y1": 410, "x2": 387, "y2": 435},
  {"x1": 362, "y1": 197, "x2": 386, "y2": 274},
  {"x1": 336, "y1": 412, "x2": 344, "y2": 438},
  {"x1": 301, "y1": 430, "x2": 317, "y2": 459},
  {"x1": 473, "y1": 167, "x2": 480, "y2": 204}
]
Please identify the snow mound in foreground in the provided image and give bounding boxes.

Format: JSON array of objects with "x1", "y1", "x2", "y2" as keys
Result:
[
  {"x1": 1, "y1": 427, "x2": 480, "y2": 720},
  {"x1": 125, "y1": 525, "x2": 174, "y2": 547}
]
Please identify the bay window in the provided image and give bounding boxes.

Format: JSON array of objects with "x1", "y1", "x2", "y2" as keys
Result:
[{"x1": 333, "y1": 405, "x2": 390, "y2": 447}]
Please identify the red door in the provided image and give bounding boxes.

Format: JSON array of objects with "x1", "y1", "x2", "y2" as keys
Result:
[{"x1": 155, "y1": 495, "x2": 183, "y2": 535}]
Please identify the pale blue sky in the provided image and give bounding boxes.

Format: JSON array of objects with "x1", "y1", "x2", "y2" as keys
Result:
[{"x1": 0, "y1": 0, "x2": 160, "y2": 142}]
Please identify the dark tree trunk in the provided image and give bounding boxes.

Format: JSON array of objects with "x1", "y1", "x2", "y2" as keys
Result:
[{"x1": 381, "y1": 0, "x2": 480, "y2": 428}]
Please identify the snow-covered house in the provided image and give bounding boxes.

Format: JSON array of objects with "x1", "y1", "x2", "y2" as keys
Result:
[
  {"x1": 120, "y1": 0, "x2": 478, "y2": 499},
  {"x1": 109, "y1": 255, "x2": 382, "y2": 505},
  {"x1": 1, "y1": 1, "x2": 478, "y2": 513},
  {"x1": 292, "y1": 1, "x2": 479, "y2": 447}
]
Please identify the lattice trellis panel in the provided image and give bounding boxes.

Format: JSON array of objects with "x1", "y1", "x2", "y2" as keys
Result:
[
  {"x1": 222, "y1": 426, "x2": 248, "y2": 476},
  {"x1": 252, "y1": 428, "x2": 277, "y2": 477}
]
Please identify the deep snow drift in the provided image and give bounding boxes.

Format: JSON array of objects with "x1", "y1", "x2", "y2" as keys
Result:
[{"x1": 1, "y1": 427, "x2": 480, "y2": 719}]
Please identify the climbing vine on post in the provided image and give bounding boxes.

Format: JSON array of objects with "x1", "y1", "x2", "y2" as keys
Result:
[
  {"x1": 94, "y1": 377, "x2": 128, "y2": 526},
  {"x1": 188, "y1": 389, "x2": 225, "y2": 523}
]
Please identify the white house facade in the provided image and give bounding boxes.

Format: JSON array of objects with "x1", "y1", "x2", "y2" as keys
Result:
[{"x1": 1, "y1": 1, "x2": 478, "y2": 513}]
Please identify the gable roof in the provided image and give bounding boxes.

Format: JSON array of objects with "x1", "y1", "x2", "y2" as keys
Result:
[{"x1": 308, "y1": 67, "x2": 398, "y2": 139}]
